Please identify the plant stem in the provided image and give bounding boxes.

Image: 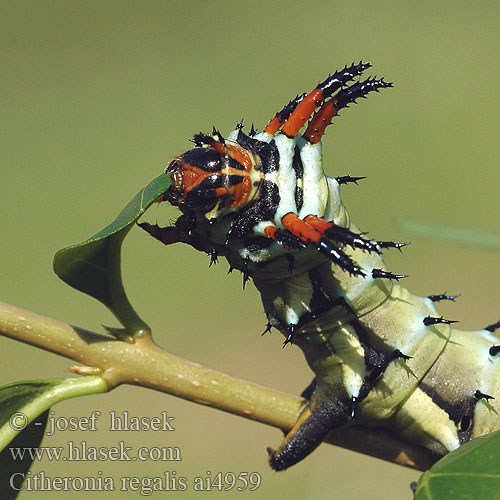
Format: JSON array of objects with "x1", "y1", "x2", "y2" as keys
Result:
[{"x1": 0, "y1": 300, "x2": 436, "y2": 471}]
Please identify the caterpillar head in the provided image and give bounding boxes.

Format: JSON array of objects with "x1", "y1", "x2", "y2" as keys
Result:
[{"x1": 161, "y1": 133, "x2": 259, "y2": 220}]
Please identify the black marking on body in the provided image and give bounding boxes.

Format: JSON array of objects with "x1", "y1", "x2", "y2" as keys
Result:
[
  {"x1": 226, "y1": 180, "x2": 280, "y2": 241},
  {"x1": 260, "y1": 139, "x2": 280, "y2": 173},
  {"x1": 236, "y1": 130, "x2": 265, "y2": 155},
  {"x1": 419, "y1": 382, "x2": 478, "y2": 445},
  {"x1": 351, "y1": 322, "x2": 411, "y2": 404},
  {"x1": 236, "y1": 130, "x2": 280, "y2": 173},
  {"x1": 243, "y1": 236, "x2": 274, "y2": 252},
  {"x1": 285, "y1": 269, "x2": 356, "y2": 333},
  {"x1": 292, "y1": 146, "x2": 303, "y2": 177},
  {"x1": 294, "y1": 186, "x2": 304, "y2": 212},
  {"x1": 308, "y1": 268, "x2": 334, "y2": 312},
  {"x1": 301, "y1": 378, "x2": 317, "y2": 399},
  {"x1": 291, "y1": 146, "x2": 304, "y2": 210}
]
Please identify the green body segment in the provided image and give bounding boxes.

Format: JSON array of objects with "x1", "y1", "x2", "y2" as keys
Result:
[{"x1": 252, "y1": 206, "x2": 500, "y2": 458}]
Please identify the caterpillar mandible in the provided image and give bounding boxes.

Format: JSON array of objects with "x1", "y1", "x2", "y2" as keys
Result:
[{"x1": 140, "y1": 62, "x2": 500, "y2": 471}]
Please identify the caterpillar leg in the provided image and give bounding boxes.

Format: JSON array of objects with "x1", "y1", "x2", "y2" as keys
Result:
[{"x1": 268, "y1": 398, "x2": 353, "y2": 471}]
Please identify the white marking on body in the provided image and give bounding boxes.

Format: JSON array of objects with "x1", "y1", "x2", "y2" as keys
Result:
[
  {"x1": 397, "y1": 387, "x2": 460, "y2": 452},
  {"x1": 323, "y1": 176, "x2": 344, "y2": 223},
  {"x1": 479, "y1": 329, "x2": 500, "y2": 344},
  {"x1": 252, "y1": 220, "x2": 272, "y2": 236},
  {"x1": 296, "y1": 137, "x2": 328, "y2": 218},
  {"x1": 335, "y1": 326, "x2": 365, "y2": 399},
  {"x1": 253, "y1": 131, "x2": 273, "y2": 143},
  {"x1": 283, "y1": 273, "x2": 314, "y2": 326},
  {"x1": 273, "y1": 134, "x2": 297, "y2": 225},
  {"x1": 225, "y1": 129, "x2": 239, "y2": 141}
]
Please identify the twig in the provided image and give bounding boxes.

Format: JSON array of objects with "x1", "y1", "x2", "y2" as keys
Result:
[{"x1": 0, "y1": 300, "x2": 436, "y2": 471}]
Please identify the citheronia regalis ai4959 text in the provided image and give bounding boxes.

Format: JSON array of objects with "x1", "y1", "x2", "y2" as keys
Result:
[{"x1": 140, "y1": 62, "x2": 500, "y2": 471}]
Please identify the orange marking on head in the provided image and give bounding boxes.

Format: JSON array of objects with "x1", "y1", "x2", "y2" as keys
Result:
[
  {"x1": 181, "y1": 164, "x2": 214, "y2": 194},
  {"x1": 281, "y1": 89, "x2": 324, "y2": 138},
  {"x1": 224, "y1": 144, "x2": 252, "y2": 172},
  {"x1": 210, "y1": 141, "x2": 252, "y2": 173},
  {"x1": 229, "y1": 176, "x2": 251, "y2": 207},
  {"x1": 211, "y1": 141, "x2": 227, "y2": 155}
]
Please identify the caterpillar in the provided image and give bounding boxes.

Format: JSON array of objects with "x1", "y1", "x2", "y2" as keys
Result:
[{"x1": 140, "y1": 62, "x2": 500, "y2": 471}]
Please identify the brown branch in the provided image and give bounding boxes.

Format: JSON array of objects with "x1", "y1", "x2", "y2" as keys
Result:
[{"x1": 0, "y1": 300, "x2": 436, "y2": 471}]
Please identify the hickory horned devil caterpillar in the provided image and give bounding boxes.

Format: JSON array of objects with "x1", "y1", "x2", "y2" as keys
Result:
[{"x1": 140, "y1": 62, "x2": 500, "y2": 471}]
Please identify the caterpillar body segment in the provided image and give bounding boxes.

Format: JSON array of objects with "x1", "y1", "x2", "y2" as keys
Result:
[{"x1": 142, "y1": 63, "x2": 500, "y2": 471}]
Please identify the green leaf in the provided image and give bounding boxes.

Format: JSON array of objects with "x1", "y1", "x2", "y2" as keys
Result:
[
  {"x1": 415, "y1": 431, "x2": 500, "y2": 500},
  {"x1": 0, "y1": 377, "x2": 107, "y2": 452},
  {"x1": 53, "y1": 173, "x2": 171, "y2": 336},
  {"x1": 0, "y1": 377, "x2": 107, "y2": 498}
]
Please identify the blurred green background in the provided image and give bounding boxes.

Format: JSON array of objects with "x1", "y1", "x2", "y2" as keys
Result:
[{"x1": 1, "y1": 1, "x2": 499, "y2": 498}]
